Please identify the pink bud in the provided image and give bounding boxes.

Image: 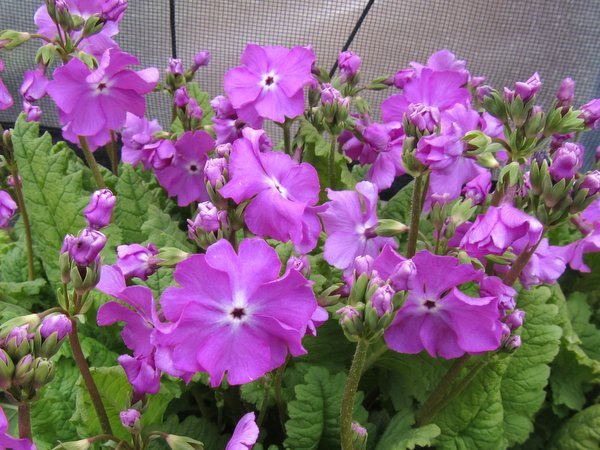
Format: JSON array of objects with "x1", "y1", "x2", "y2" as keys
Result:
[
  {"x1": 84, "y1": 189, "x2": 116, "y2": 229},
  {"x1": 203, "y1": 158, "x2": 227, "y2": 187},
  {"x1": 193, "y1": 50, "x2": 211, "y2": 69},
  {"x1": 40, "y1": 314, "x2": 72, "y2": 340},
  {"x1": 371, "y1": 284, "x2": 394, "y2": 317},
  {"x1": 120, "y1": 408, "x2": 141, "y2": 431},
  {"x1": 173, "y1": 87, "x2": 190, "y2": 108},
  {"x1": 505, "y1": 309, "x2": 525, "y2": 330},
  {"x1": 389, "y1": 259, "x2": 417, "y2": 291}
]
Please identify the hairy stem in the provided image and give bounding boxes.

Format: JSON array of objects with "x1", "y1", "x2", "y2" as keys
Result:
[
  {"x1": 69, "y1": 319, "x2": 113, "y2": 435},
  {"x1": 106, "y1": 131, "x2": 118, "y2": 175},
  {"x1": 256, "y1": 381, "x2": 271, "y2": 428},
  {"x1": 9, "y1": 166, "x2": 35, "y2": 280},
  {"x1": 283, "y1": 121, "x2": 292, "y2": 155},
  {"x1": 503, "y1": 238, "x2": 542, "y2": 286},
  {"x1": 328, "y1": 133, "x2": 338, "y2": 189},
  {"x1": 415, "y1": 354, "x2": 471, "y2": 426},
  {"x1": 340, "y1": 339, "x2": 369, "y2": 450},
  {"x1": 407, "y1": 175, "x2": 424, "y2": 258},
  {"x1": 78, "y1": 136, "x2": 106, "y2": 189},
  {"x1": 18, "y1": 402, "x2": 32, "y2": 440}
]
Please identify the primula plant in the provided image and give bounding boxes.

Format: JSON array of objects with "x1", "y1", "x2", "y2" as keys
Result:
[{"x1": 1, "y1": 1, "x2": 600, "y2": 449}]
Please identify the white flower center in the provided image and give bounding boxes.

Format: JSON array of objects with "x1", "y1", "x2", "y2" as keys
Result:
[{"x1": 260, "y1": 71, "x2": 279, "y2": 91}]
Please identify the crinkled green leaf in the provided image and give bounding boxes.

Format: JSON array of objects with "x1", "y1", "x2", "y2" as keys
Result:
[
  {"x1": 375, "y1": 409, "x2": 440, "y2": 450},
  {"x1": 284, "y1": 366, "x2": 368, "y2": 450},
  {"x1": 0, "y1": 278, "x2": 46, "y2": 309},
  {"x1": 380, "y1": 181, "x2": 413, "y2": 224},
  {"x1": 141, "y1": 205, "x2": 193, "y2": 251},
  {"x1": 297, "y1": 321, "x2": 355, "y2": 374},
  {"x1": 11, "y1": 115, "x2": 90, "y2": 287},
  {"x1": 551, "y1": 405, "x2": 600, "y2": 450}
]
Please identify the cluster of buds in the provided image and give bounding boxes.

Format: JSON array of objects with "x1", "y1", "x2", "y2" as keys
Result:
[
  {"x1": 316, "y1": 83, "x2": 350, "y2": 135},
  {"x1": 60, "y1": 190, "x2": 115, "y2": 311},
  {"x1": 173, "y1": 86, "x2": 204, "y2": 131},
  {"x1": 429, "y1": 196, "x2": 478, "y2": 248},
  {"x1": 337, "y1": 255, "x2": 415, "y2": 342},
  {"x1": 500, "y1": 308, "x2": 525, "y2": 352},
  {"x1": 187, "y1": 201, "x2": 229, "y2": 249},
  {"x1": 0, "y1": 312, "x2": 71, "y2": 403}
]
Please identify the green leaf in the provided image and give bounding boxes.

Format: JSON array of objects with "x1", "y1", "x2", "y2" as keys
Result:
[
  {"x1": 380, "y1": 182, "x2": 413, "y2": 224},
  {"x1": 154, "y1": 414, "x2": 230, "y2": 450},
  {"x1": 141, "y1": 205, "x2": 193, "y2": 251},
  {"x1": 375, "y1": 409, "x2": 440, "y2": 450},
  {"x1": 11, "y1": 116, "x2": 90, "y2": 287},
  {"x1": 0, "y1": 278, "x2": 47, "y2": 309},
  {"x1": 551, "y1": 404, "x2": 600, "y2": 450},
  {"x1": 284, "y1": 366, "x2": 368, "y2": 450},
  {"x1": 297, "y1": 119, "x2": 354, "y2": 201},
  {"x1": 31, "y1": 359, "x2": 80, "y2": 449}
]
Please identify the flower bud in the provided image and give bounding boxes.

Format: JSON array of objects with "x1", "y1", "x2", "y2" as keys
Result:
[
  {"x1": 505, "y1": 334, "x2": 522, "y2": 352},
  {"x1": 388, "y1": 259, "x2": 417, "y2": 291},
  {"x1": 579, "y1": 98, "x2": 600, "y2": 129},
  {"x1": 67, "y1": 228, "x2": 107, "y2": 266},
  {"x1": 32, "y1": 357, "x2": 55, "y2": 389},
  {"x1": 116, "y1": 243, "x2": 159, "y2": 280},
  {"x1": 0, "y1": 190, "x2": 17, "y2": 228},
  {"x1": 505, "y1": 309, "x2": 525, "y2": 330},
  {"x1": 188, "y1": 98, "x2": 203, "y2": 120},
  {"x1": 165, "y1": 434, "x2": 204, "y2": 450},
  {"x1": 203, "y1": 157, "x2": 227, "y2": 187},
  {"x1": 84, "y1": 189, "x2": 116, "y2": 229},
  {"x1": 463, "y1": 171, "x2": 492, "y2": 205},
  {"x1": 0, "y1": 349, "x2": 15, "y2": 390},
  {"x1": 370, "y1": 284, "x2": 394, "y2": 317},
  {"x1": 549, "y1": 143, "x2": 583, "y2": 181},
  {"x1": 393, "y1": 68, "x2": 414, "y2": 89},
  {"x1": 476, "y1": 85, "x2": 493, "y2": 103},
  {"x1": 0, "y1": 30, "x2": 31, "y2": 50},
  {"x1": 40, "y1": 314, "x2": 72, "y2": 341},
  {"x1": 407, "y1": 103, "x2": 440, "y2": 133},
  {"x1": 173, "y1": 87, "x2": 190, "y2": 108},
  {"x1": 286, "y1": 255, "x2": 310, "y2": 277},
  {"x1": 167, "y1": 58, "x2": 184, "y2": 76},
  {"x1": 480, "y1": 276, "x2": 516, "y2": 311},
  {"x1": 193, "y1": 50, "x2": 211, "y2": 70},
  {"x1": 338, "y1": 51, "x2": 361, "y2": 82},
  {"x1": 376, "y1": 219, "x2": 409, "y2": 237},
  {"x1": 54, "y1": 439, "x2": 91, "y2": 449},
  {"x1": 120, "y1": 408, "x2": 141, "y2": 432},
  {"x1": 215, "y1": 143, "x2": 232, "y2": 158},
  {"x1": 556, "y1": 77, "x2": 575, "y2": 109},
  {"x1": 210, "y1": 95, "x2": 235, "y2": 119},
  {"x1": 579, "y1": 170, "x2": 600, "y2": 196},
  {"x1": 101, "y1": 0, "x2": 127, "y2": 22},
  {"x1": 337, "y1": 305, "x2": 363, "y2": 339},
  {"x1": 4, "y1": 324, "x2": 33, "y2": 361},
  {"x1": 23, "y1": 102, "x2": 42, "y2": 122},
  {"x1": 353, "y1": 255, "x2": 374, "y2": 278},
  {"x1": 514, "y1": 72, "x2": 541, "y2": 103},
  {"x1": 351, "y1": 422, "x2": 368, "y2": 450},
  {"x1": 189, "y1": 201, "x2": 227, "y2": 234},
  {"x1": 12, "y1": 354, "x2": 34, "y2": 387},
  {"x1": 320, "y1": 83, "x2": 343, "y2": 106}
]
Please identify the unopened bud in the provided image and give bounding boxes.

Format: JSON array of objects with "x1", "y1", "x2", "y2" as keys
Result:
[
  {"x1": 120, "y1": 408, "x2": 141, "y2": 433},
  {"x1": 505, "y1": 309, "x2": 525, "y2": 330},
  {"x1": 32, "y1": 357, "x2": 55, "y2": 389},
  {"x1": 388, "y1": 259, "x2": 416, "y2": 291},
  {"x1": 351, "y1": 422, "x2": 368, "y2": 450},
  {"x1": 337, "y1": 305, "x2": 363, "y2": 339},
  {"x1": 376, "y1": 219, "x2": 408, "y2": 237},
  {"x1": 504, "y1": 334, "x2": 522, "y2": 352},
  {"x1": 165, "y1": 434, "x2": 204, "y2": 450}
]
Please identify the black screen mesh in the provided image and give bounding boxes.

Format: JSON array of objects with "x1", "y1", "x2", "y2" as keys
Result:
[{"x1": 1, "y1": 0, "x2": 599, "y2": 166}]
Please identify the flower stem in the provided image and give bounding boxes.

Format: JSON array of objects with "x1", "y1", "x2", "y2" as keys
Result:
[
  {"x1": 256, "y1": 381, "x2": 271, "y2": 428},
  {"x1": 69, "y1": 319, "x2": 113, "y2": 435},
  {"x1": 328, "y1": 133, "x2": 338, "y2": 189},
  {"x1": 9, "y1": 166, "x2": 35, "y2": 280},
  {"x1": 340, "y1": 339, "x2": 369, "y2": 450},
  {"x1": 283, "y1": 121, "x2": 292, "y2": 155},
  {"x1": 415, "y1": 354, "x2": 470, "y2": 426},
  {"x1": 78, "y1": 136, "x2": 106, "y2": 189},
  {"x1": 106, "y1": 131, "x2": 119, "y2": 175},
  {"x1": 274, "y1": 356, "x2": 288, "y2": 430},
  {"x1": 407, "y1": 175, "x2": 424, "y2": 258},
  {"x1": 503, "y1": 238, "x2": 542, "y2": 286},
  {"x1": 18, "y1": 402, "x2": 32, "y2": 440}
]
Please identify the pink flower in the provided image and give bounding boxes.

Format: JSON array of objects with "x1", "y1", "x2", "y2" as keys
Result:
[
  {"x1": 0, "y1": 190, "x2": 17, "y2": 228},
  {"x1": 47, "y1": 49, "x2": 158, "y2": 149},
  {"x1": 121, "y1": 113, "x2": 163, "y2": 168},
  {"x1": 0, "y1": 58, "x2": 13, "y2": 110},
  {"x1": 155, "y1": 131, "x2": 215, "y2": 206},
  {"x1": 319, "y1": 181, "x2": 396, "y2": 271},
  {"x1": 224, "y1": 44, "x2": 315, "y2": 123},
  {"x1": 226, "y1": 412, "x2": 259, "y2": 450},
  {"x1": 155, "y1": 238, "x2": 317, "y2": 387},
  {"x1": 220, "y1": 128, "x2": 321, "y2": 253},
  {"x1": 20, "y1": 68, "x2": 48, "y2": 102},
  {"x1": 116, "y1": 243, "x2": 158, "y2": 280},
  {"x1": 385, "y1": 251, "x2": 502, "y2": 358},
  {"x1": 0, "y1": 405, "x2": 35, "y2": 450},
  {"x1": 462, "y1": 171, "x2": 492, "y2": 205}
]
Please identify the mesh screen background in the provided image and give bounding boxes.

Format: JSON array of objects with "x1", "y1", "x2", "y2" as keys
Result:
[{"x1": 1, "y1": 0, "x2": 599, "y2": 166}]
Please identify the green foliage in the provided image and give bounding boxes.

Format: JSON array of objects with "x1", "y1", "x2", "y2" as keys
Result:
[
  {"x1": 375, "y1": 410, "x2": 440, "y2": 450},
  {"x1": 157, "y1": 415, "x2": 230, "y2": 449},
  {"x1": 284, "y1": 366, "x2": 369, "y2": 450},
  {"x1": 380, "y1": 181, "x2": 414, "y2": 224},
  {"x1": 0, "y1": 278, "x2": 46, "y2": 309},
  {"x1": 11, "y1": 116, "x2": 90, "y2": 287},
  {"x1": 551, "y1": 405, "x2": 600, "y2": 450}
]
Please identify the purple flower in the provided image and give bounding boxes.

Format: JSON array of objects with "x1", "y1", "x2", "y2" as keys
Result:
[
  {"x1": 193, "y1": 50, "x2": 211, "y2": 69},
  {"x1": 154, "y1": 238, "x2": 317, "y2": 387},
  {"x1": 211, "y1": 95, "x2": 236, "y2": 119},
  {"x1": 513, "y1": 72, "x2": 541, "y2": 102},
  {"x1": 224, "y1": 44, "x2": 315, "y2": 123},
  {"x1": 580, "y1": 170, "x2": 600, "y2": 196},
  {"x1": 463, "y1": 171, "x2": 492, "y2": 205},
  {"x1": 480, "y1": 276, "x2": 516, "y2": 311},
  {"x1": 560, "y1": 225, "x2": 600, "y2": 273},
  {"x1": 116, "y1": 243, "x2": 158, "y2": 280},
  {"x1": 23, "y1": 102, "x2": 42, "y2": 122},
  {"x1": 393, "y1": 68, "x2": 415, "y2": 89},
  {"x1": 460, "y1": 204, "x2": 543, "y2": 257},
  {"x1": 34, "y1": 0, "x2": 121, "y2": 57},
  {"x1": 155, "y1": 131, "x2": 215, "y2": 206},
  {"x1": 188, "y1": 201, "x2": 227, "y2": 234},
  {"x1": 64, "y1": 228, "x2": 107, "y2": 266},
  {"x1": 0, "y1": 190, "x2": 17, "y2": 228},
  {"x1": 339, "y1": 120, "x2": 405, "y2": 190},
  {"x1": 556, "y1": 77, "x2": 575, "y2": 109},
  {"x1": 147, "y1": 139, "x2": 176, "y2": 170},
  {"x1": 47, "y1": 49, "x2": 158, "y2": 149},
  {"x1": 188, "y1": 98, "x2": 203, "y2": 120},
  {"x1": 415, "y1": 130, "x2": 463, "y2": 169},
  {"x1": 381, "y1": 68, "x2": 471, "y2": 125},
  {"x1": 119, "y1": 408, "x2": 140, "y2": 431},
  {"x1": 226, "y1": 412, "x2": 259, "y2": 450},
  {"x1": 102, "y1": 0, "x2": 128, "y2": 22},
  {"x1": 579, "y1": 98, "x2": 600, "y2": 129},
  {"x1": 286, "y1": 254, "x2": 311, "y2": 277},
  {"x1": 384, "y1": 251, "x2": 503, "y2": 358},
  {"x1": 0, "y1": 406, "x2": 35, "y2": 450},
  {"x1": 84, "y1": 189, "x2": 116, "y2": 229},
  {"x1": 173, "y1": 86, "x2": 190, "y2": 108},
  {"x1": 167, "y1": 58, "x2": 184, "y2": 76},
  {"x1": 20, "y1": 68, "x2": 48, "y2": 102},
  {"x1": 549, "y1": 143, "x2": 583, "y2": 181},
  {"x1": 0, "y1": 59, "x2": 14, "y2": 110},
  {"x1": 353, "y1": 255, "x2": 375, "y2": 277},
  {"x1": 319, "y1": 181, "x2": 396, "y2": 271},
  {"x1": 220, "y1": 128, "x2": 321, "y2": 253},
  {"x1": 121, "y1": 113, "x2": 163, "y2": 168},
  {"x1": 371, "y1": 284, "x2": 394, "y2": 316},
  {"x1": 40, "y1": 314, "x2": 72, "y2": 340},
  {"x1": 410, "y1": 50, "x2": 469, "y2": 81},
  {"x1": 338, "y1": 50, "x2": 361, "y2": 82},
  {"x1": 515, "y1": 238, "x2": 569, "y2": 288},
  {"x1": 204, "y1": 157, "x2": 227, "y2": 187},
  {"x1": 118, "y1": 354, "x2": 161, "y2": 396}
]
